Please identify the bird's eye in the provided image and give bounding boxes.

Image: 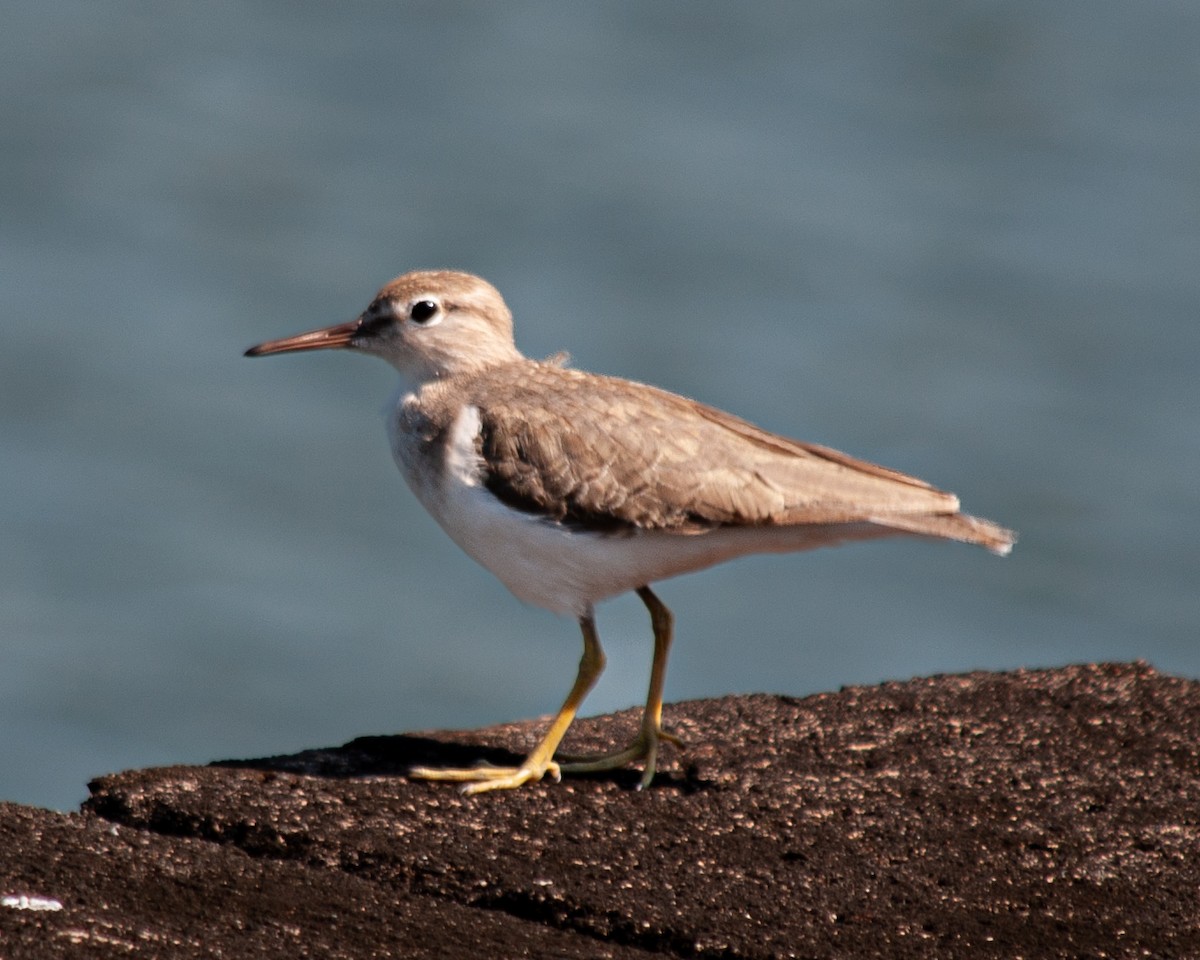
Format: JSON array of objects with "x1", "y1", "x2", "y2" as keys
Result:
[{"x1": 409, "y1": 300, "x2": 441, "y2": 325}]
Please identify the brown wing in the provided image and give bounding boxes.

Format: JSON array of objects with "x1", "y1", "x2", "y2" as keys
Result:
[{"x1": 466, "y1": 363, "x2": 1014, "y2": 553}]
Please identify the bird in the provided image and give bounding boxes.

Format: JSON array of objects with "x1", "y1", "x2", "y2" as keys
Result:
[{"x1": 245, "y1": 270, "x2": 1014, "y2": 794}]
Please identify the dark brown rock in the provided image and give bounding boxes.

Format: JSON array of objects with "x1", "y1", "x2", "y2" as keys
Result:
[
  {"x1": 0, "y1": 804, "x2": 651, "y2": 958},
  {"x1": 3, "y1": 663, "x2": 1199, "y2": 958}
]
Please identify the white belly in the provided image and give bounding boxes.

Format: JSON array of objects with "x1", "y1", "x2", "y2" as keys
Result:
[{"x1": 389, "y1": 400, "x2": 888, "y2": 617}]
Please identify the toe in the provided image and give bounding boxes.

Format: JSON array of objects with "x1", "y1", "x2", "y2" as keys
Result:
[{"x1": 410, "y1": 760, "x2": 561, "y2": 793}]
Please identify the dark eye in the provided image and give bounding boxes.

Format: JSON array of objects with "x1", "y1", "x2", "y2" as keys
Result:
[{"x1": 409, "y1": 300, "x2": 440, "y2": 324}]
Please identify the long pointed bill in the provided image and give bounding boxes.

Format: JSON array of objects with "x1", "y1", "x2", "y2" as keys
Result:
[{"x1": 244, "y1": 319, "x2": 361, "y2": 357}]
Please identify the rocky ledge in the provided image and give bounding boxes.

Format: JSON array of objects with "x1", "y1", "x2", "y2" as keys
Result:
[{"x1": 2, "y1": 662, "x2": 1199, "y2": 958}]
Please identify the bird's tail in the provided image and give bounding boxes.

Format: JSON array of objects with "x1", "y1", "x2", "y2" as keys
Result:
[{"x1": 870, "y1": 511, "x2": 1016, "y2": 556}]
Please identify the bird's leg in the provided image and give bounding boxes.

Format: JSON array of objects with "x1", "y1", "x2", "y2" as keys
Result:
[
  {"x1": 558, "y1": 585, "x2": 684, "y2": 789},
  {"x1": 408, "y1": 611, "x2": 606, "y2": 794}
]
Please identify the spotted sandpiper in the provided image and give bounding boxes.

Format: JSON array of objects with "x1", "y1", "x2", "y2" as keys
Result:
[{"x1": 245, "y1": 270, "x2": 1014, "y2": 794}]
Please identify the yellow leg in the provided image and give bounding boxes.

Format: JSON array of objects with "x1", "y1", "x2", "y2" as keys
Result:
[
  {"x1": 559, "y1": 586, "x2": 684, "y2": 789},
  {"x1": 409, "y1": 611, "x2": 606, "y2": 795}
]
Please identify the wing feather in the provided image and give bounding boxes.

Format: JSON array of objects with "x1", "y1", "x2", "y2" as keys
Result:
[{"x1": 454, "y1": 362, "x2": 1013, "y2": 555}]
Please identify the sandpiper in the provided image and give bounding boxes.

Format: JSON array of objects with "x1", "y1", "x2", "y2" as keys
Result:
[{"x1": 246, "y1": 270, "x2": 1014, "y2": 794}]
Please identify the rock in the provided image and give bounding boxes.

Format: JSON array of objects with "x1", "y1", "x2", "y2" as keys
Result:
[{"x1": 3, "y1": 663, "x2": 1199, "y2": 957}]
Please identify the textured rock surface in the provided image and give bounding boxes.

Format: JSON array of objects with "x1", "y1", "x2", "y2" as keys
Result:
[{"x1": 3, "y1": 663, "x2": 1198, "y2": 958}]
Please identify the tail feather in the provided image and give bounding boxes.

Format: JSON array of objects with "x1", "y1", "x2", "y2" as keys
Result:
[{"x1": 870, "y1": 511, "x2": 1016, "y2": 556}]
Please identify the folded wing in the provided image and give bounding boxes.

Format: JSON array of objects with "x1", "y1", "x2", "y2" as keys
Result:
[{"x1": 470, "y1": 363, "x2": 1014, "y2": 555}]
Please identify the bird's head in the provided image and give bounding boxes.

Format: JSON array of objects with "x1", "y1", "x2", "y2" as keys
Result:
[{"x1": 245, "y1": 270, "x2": 523, "y2": 383}]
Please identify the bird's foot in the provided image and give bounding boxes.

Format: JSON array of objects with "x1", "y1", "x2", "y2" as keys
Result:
[
  {"x1": 408, "y1": 758, "x2": 562, "y2": 795},
  {"x1": 558, "y1": 724, "x2": 685, "y2": 789}
]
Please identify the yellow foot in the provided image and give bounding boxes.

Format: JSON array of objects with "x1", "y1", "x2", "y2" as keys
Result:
[
  {"x1": 558, "y1": 725, "x2": 685, "y2": 789},
  {"x1": 408, "y1": 759, "x2": 562, "y2": 795}
]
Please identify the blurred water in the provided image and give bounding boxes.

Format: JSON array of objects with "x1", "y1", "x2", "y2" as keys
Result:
[{"x1": 2, "y1": 1, "x2": 1197, "y2": 811}]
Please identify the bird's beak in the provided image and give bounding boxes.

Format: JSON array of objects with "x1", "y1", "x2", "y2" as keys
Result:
[{"x1": 244, "y1": 319, "x2": 362, "y2": 358}]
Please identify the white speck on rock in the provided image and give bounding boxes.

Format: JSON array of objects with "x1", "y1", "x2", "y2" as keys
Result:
[{"x1": 3, "y1": 894, "x2": 64, "y2": 911}]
